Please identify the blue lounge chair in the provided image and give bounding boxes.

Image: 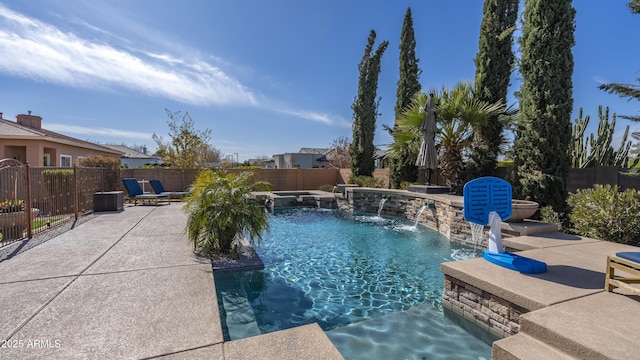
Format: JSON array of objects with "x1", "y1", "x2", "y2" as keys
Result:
[
  {"x1": 149, "y1": 179, "x2": 189, "y2": 200},
  {"x1": 122, "y1": 178, "x2": 170, "y2": 206}
]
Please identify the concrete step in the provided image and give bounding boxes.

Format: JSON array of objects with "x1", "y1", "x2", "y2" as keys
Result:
[
  {"x1": 517, "y1": 292, "x2": 639, "y2": 360},
  {"x1": 492, "y1": 333, "x2": 575, "y2": 360}
]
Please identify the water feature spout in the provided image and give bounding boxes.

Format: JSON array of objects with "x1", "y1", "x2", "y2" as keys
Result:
[
  {"x1": 376, "y1": 197, "x2": 388, "y2": 217},
  {"x1": 413, "y1": 203, "x2": 429, "y2": 227},
  {"x1": 332, "y1": 186, "x2": 337, "y2": 193}
]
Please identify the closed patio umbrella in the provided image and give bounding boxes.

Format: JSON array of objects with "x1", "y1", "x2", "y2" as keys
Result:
[{"x1": 415, "y1": 93, "x2": 437, "y2": 184}]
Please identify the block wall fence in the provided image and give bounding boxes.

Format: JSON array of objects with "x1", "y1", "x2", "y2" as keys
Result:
[{"x1": 121, "y1": 165, "x2": 637, "y2": 193}]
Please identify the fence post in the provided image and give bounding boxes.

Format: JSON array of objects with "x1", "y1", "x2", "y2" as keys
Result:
[
  {"x1": 74, "y1": 164, "x2": 79, "y2": 221},
  {"x1": 25, "y1": 162, "x2": 33, "y2": 239}
]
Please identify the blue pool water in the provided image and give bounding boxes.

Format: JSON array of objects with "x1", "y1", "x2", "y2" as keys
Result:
[{"x1": 214, "y1": 208, "x2": 493, "y2": 359}]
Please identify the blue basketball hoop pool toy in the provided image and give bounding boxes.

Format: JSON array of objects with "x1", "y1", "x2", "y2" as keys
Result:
[{"x1": 463, "y1": 177, "x2": 547, "y2": 274}]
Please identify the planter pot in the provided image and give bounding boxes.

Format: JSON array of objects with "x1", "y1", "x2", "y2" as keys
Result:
[
  {"x1": 509, "y1": 200, "x2": 539, "y2": 222},
  {"x1": 0, "y1": 208, "x2": 39, "y2": 241}
]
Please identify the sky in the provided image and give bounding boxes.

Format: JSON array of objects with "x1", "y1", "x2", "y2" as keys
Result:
[{"x1": 1, "y1": 1, "x2": 639, "y2": 162}]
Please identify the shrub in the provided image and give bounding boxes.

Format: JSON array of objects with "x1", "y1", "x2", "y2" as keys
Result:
[
  {"x1": 540, "y1": 205, "x2": 568, "y2": 233},
  {"x1": 567, "y1": 184, "x2": 640, "y2": 246},
  {"x1": 251, "y1": 181, "x2": 273, "y2": 191},
  {"x1": 78, "y1": 155, "x2": 121, "y2": 191},
  {"x1": 399, "y1": 181, "x2": 413, "y2": 190},
  {"x1": 42, "y1": 169, "x2": 74, "y2": 214},
  {"x1": 318, "y1": 184, "x2": 335, "y2": 192},
  {"x1": 349, "y1": 175, "x2": 384, "y2": 188}
]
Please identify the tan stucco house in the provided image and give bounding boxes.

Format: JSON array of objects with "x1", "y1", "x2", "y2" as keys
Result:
[{"x1": 0, "y1": 112, "x2": 121, "y2": 166}]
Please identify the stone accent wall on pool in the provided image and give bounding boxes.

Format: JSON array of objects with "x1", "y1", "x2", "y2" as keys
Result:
[
  {"x1": 339, "y1": 187, "x2": 509, "y2": 248},
  {"x1": 443, "y1": 274, "x2": 526, "y2": 338}
]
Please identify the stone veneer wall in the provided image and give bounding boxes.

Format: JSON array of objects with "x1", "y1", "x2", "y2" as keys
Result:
[
  {"x1": 341, "y1": 187, "x2": 496, "y2": 247},
  {"x1": 341, "y1": 187, "x2": 525, "y2": 338},
  {"x1": 443, "y1": 275, "x2": 525, "y2": 338}
]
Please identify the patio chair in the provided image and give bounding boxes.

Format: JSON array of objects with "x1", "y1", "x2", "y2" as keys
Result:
[
  {"x1": 121, "y1": 178, "x2": 170, "y2": 206},
  {"x1": 149, "y1": 179, "x2": 189, "y2": 200},
  {"x1": 605, "y1": 252, "x2": 640, "y2": 296}
]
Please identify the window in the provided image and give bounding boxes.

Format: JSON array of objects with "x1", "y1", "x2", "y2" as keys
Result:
[
  {"x1": 43, "y1": 153, "x2": 51, "y2": 166},
  {"x1": 60, "y1": 155, "x2": 72, "y2": 167}
]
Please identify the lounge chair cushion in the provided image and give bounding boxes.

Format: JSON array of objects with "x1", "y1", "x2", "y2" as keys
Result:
[
  {"x1": 149, "y1": 179, "x2": 188, "y2": 198},
  {"x1": 121, "y1": 178, "x2": 170, "y2": 205},
  {"x1": 616, "y1": 252, "x2": 640, "y2": 263}
]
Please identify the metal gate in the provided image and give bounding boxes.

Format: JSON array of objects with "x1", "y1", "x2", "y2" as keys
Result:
[{"x1": 0, "y1": 158, "x2": 31, "y2": 246}]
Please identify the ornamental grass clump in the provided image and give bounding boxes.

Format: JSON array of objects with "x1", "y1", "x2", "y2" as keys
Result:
[
  {"x1": 567, "y1": 184, "x2": 640, "y2": 246},
  {"x1": 183, "y1": 170, "x2": 270, "y2": 257}
]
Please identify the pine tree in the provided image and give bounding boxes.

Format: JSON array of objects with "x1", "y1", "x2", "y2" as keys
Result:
[
  {"x1": 350, "y1": 30, "x2": 389, "y2": 177},
  {"x1": 389, "y1": 7, "x2": 422, "y2": 188},
  {"x1": 467, "y1": 0, "x2": 518, "y2": 179},
  {"x1": 513, "y1": 0, "x2": 576, "y2": 211}
]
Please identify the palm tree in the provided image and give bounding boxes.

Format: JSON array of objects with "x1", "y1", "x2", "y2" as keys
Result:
[
  {"x1": 389, "y1": 81, "x2": 507, "y2": 192},
  {"x1": 388, "y1": 92, "x2": 429, "y2": 170},
  {"x1": 184, "y1": 170, "x2": 271, "y2": 257}
]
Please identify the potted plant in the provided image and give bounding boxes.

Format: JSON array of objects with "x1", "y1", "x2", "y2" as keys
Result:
[
  {"x1": 0, "y1": 199, "x2": 25, "y2": 213},
  {"x1": 183, "y1": 170, "x2": 271, "y2": 258}
]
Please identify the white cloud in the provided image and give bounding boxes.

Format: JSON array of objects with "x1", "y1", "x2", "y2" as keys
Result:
[
  {"x1": 276, "y1": 107, "x2": 352, "y2": 128},
  {"x1": 0, "y1": 4, "x2": 349, "y2": 130},
  {"x1": 592, "y1": 76, "x2": 608, "y2": 85},
  {"x1": 0, "y1": 4, "x2": 257, "y2": 107},
  {"x1": 47, "y1": 123, "x2": 152, "y2": 140}
]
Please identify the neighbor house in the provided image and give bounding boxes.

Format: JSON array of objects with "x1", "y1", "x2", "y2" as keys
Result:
[
  {"x1": 101, "y1": 144, "x2": 162, "y2": 168},
  {"x1": 0, "y1": 112, "x2": 122, "y2": 166},
  {"x1": 272, "y1": 148, "x2": 330, "y2": 169},
  {"x1": 248, "y1": 158, "x2": 276, "y2": 169},
  {"x1": 375, "y1": 149, "x2": 389, "y2": 169}
]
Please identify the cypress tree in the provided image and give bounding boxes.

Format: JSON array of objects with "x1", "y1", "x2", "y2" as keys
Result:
[
  {"x1": 350, "y1": 30, "x2": 389, "y2": 177},
  {"x1": 389, "y1": 7, "x2": 422, "y2": 188},
  {"x1": 467, "y1": 0, "x2": 518, "y2": 179},
  {"x1": 513, "y1": 0, "x2": 575, "y2": 211}
]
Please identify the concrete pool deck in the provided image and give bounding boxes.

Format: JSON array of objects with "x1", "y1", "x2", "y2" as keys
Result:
[
  {"x1": 2, "y1": 204, "x2": 639, "y2": 359},
  {"x1": 442, "y1": 231, "x2": 640, "y2": 359},
  {"x1": 0, "y1": 204, "x2": 342, "y2": 360}
]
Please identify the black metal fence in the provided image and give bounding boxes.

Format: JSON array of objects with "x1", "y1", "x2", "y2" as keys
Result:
[{"x1": 0, "y1": 159, "x2": 105, "y2": 248}]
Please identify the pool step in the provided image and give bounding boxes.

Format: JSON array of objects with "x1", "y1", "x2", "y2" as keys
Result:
[
  {"x1": 220, "y1": 287, "x2": 262, "y2": 340},
  {"x1": 492, "y1": 333, "x2": 575, "y2": 360},
  {"x1": 327, "y1": 303, "x2": 493, "y2": 359},
  {"x1": 494, "y1": 292, "x2": 639, "y2": 360}
]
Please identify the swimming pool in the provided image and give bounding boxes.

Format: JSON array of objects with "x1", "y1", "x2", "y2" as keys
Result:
[{"x1": 214, "y1": 208, "x2": 493, "y2": 359}]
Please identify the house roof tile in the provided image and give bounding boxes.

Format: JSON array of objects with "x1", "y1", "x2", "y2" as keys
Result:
[{"x1": 0, "y1": 117, "x2": 122, "y2": 155}]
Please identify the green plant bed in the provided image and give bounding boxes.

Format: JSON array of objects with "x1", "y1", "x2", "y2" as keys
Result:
[
  {"x1": 568, "y1": 184, "x2": 640, "y2": 246},
  {"x1": 0, "y1": 216, "x2": 64, "y2": 241},
  {"x1": 349, "y1": 175, "x2": 384, "y2": 188},
  {"x1": 33, "y1": 217, "x2": 63, "y2": 230}
]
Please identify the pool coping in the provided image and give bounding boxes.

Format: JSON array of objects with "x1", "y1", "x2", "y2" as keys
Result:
[
  {"x1": 442, "y1": 232, "x2": 640, "y2": 359},
  {"x1": 4, "y1": 201, "x2": 637, "y2": 359}
]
